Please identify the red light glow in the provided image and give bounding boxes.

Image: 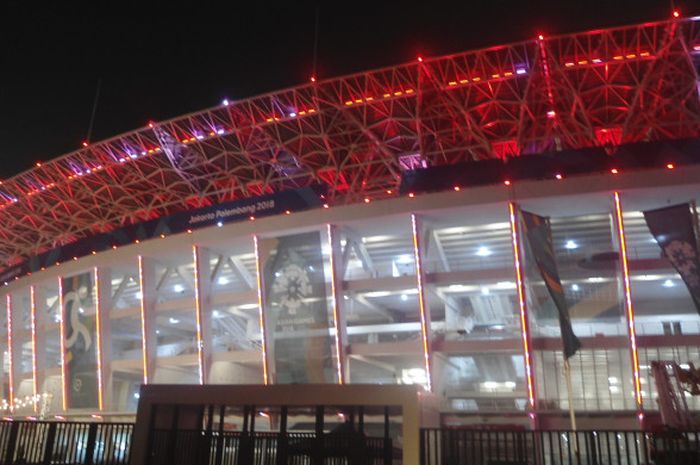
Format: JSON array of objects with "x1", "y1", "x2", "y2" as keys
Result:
[
  {"x1": 504, "y1": 180, "x2": 512, "y2": 186},
  {"x1": 673, "y1": 10, "x2": 680, "y2": 18},
  {"x1": 611, "y1": 168, "x2": 619, "y2": 174},
  {"x1": 555, "y1": 173, "x2": 563, "y2": 180},
  {"x1": 666, "y1": 163, "x2": 675, "y2": 170}
]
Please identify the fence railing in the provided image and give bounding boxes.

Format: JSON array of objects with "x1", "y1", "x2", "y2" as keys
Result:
[
  {"x1": 0, "y1": 420, "x2": 133, "y2": 465},
  {"x1": 420, "y1": 428, "x2": 700, "y2": 465},
  {"x1": 147, "y1": 430, "x2": 394, "y2": 465}
]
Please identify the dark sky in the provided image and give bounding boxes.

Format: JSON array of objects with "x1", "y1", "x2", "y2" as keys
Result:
[{"x1": 0, "y1": 0, "x2": 692, "y2": 179}]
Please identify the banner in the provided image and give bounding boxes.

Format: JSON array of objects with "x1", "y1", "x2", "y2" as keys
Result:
[
  {"x1": 644, "y1": 203, "x2": 700, "y2": 313},
  {"x1": 62, "y1": 272, "x2": 99, "y2": 409},
  {"x1": 521, "y1": 210, "x2": 581, "y2": 359},
  {"x1": 260, "y1": 231, "x2": 334, "y2": 383},
  {"x1": 0, "y1": 186, "x2": 325, "y2": 283}
]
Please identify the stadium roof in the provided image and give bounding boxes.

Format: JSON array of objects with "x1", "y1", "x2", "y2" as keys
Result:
[{"x1": 0, "y1": 16, "x2": 699, "y2": 267}]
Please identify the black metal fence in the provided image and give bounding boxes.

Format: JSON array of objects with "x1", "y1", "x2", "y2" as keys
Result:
[
  {"x1": 420, "y1": 429, "x2": 700, "y2": 465},
  {"x1": 147, "y1": 430, "x2": 394, "y2": 465},
  {"x1": 0, "y1": 420, "x2": 133, "y2": 465}
]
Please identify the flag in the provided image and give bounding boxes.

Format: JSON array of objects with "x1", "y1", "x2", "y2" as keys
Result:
[
  {"x1": 643, "y1": 203, "x2": 700, "y2": 314},
  {"x1": 521, "y1": 210, "x2": 581, "y2": 359}
]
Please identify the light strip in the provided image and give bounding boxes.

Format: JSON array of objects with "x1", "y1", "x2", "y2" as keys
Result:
[
  {"x1": 58, "y1": 277, "x2": 67, "y2": 411},
  {"x1": 6, "y1": 295, "x2": 14, "y2": 412},
  {"x1": 137, "y1": 255, "x2": 149, "y2": 384},
  {"x1": 29, "y1": 286, "x2": 38, "y2": 412},
  {"x1": 411, "y1": 213, "x2": 433, "y2": 392},
  {"x1": 509, "y1": 202, "x2": 536, "y2": 409},
  {"x1": 326, "y1": 224, "x2": 345, "y2": 384},
  {"x1": 192, "y1": 245, "x2": 205, "y2": 385},
  {"x1": 613, "y1": 192, "x2": 643, "y2": 408},
  {"x1": 253, "y1": 235, "x2": 270, "y2": 385},
  {"x1": 93, "y1": 268, "x2": 104, "y2": 411}
]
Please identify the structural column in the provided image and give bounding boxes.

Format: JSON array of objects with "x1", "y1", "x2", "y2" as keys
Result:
[
  {"x1": 326, "y1": 224, "x2": 347, "y2": 384},
  {"x1": 253, "y1": 236, "x2": 271, "y2": 384},
  {"x1": 611, "y1": 192, "x2": 644, "y2": 418},
  {"x1": 193, "y1": 245, "x2": 213, "y2": 385},
  {"x1": 508, "y1": 203, "x2": 537, "y2": 416},
  {"x1": 30, "y1": 285, "x2": 46, "y2": 408},
  {"x1": 138, "y1": 256, "x2": 158, "y2": 385},
  {"x1": 5, "y1": 295, "x2": 15, "y2": 410},
  {"x1": 410, "y1": 213, "x2": 433, "y2": 392},
  {"x1": 95, "y1": 267, "x2": 113, "y2": 411}
]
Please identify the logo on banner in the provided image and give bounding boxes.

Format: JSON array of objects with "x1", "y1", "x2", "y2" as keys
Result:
[
  {"x1": 664, "y1": 241, "x2": 700, "y2": 286},
  {"x1": 64, "y1": 284, "x2": 92, "y2": 352},
  {"x1": 272, "y1": 264, "x2": 312, "y2": 316}
]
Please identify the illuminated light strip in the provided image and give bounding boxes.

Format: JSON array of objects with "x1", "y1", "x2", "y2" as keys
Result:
[
  {"x1": 93, "y1": 268, "x2": 104, "y2": 411},
  {"x1": 613, "y1": 192, "x2": 643, "y2": 409},
  {"x1": 410, "y1": 213, "x2": 433, "y2": 392},
  {"x1": 326, "y1": 224, "x2": 344, "y2": 384},
  {"x1": 508, "y1": 203, "x2": 536, "y2": 409},
  {"x1": 6, "y1": 295, "x2": 14, "y2": 412},
  {"x1": 58, "y1": 278, "x2": 67, "y2": 411},
  {"x1": 536, "y1": 36, "x2": 556, "y2": 118},
  {"x1": 29, "y1": 286, "x2": 38, "y2": 412},
  {"x1": 192, "y1": 245, "x2": 205, "y2": 385},
  {"x1": 137, "y1": 255, "x2": 149, "y2": 384},
  {"x1": 253, "y1": 236, "x2": 270, "y2": 385}
]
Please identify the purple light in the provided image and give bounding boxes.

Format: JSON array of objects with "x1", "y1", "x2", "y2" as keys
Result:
[
  {"x1": 222, "y1": 98, "x2": 230, "y2": 106},
  {"x1": 289, "y1": 112, "x2": 297, "y2": 117},
  {"x1": 216, "y1": 128, "x2": 224, "y2": 135},
  {"x1": 516, "y1": 68, "x2": 527, "y2": 75}
]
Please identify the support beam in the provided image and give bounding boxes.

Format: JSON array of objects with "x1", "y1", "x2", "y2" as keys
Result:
[
  {"x1": 30, "y1": 285, "x2": 45, "y2": 411},
  {"x1": 411, "y1": 213, "x2": 433, "y2": 392},
  {"x1": 193, "y1": 245, "x2": 213, "y2": 384},
  {"x1": 95, "y1": 267, "x2": 113, "y2": 411},
  {"x1": 5, "y1": 295, "x2": 15, "y2": 411},
  {"x1": 138, "y1": 256, "x2": 158, "y2": 384},
  {"x1": 327, "y1": 224, "x2": 347, "y2": 384},
  {"x1": 228, "y1": 256, "x2": 255, "y2": 290},
  {"x1": 612, "y1": 192, "x2": 644, "y2": 419},
  {"x1": 508, "y1": 202, "x2": 537, "y2": 417},
  {"x1": 253, "y1": 236, "x2": 270, "y2": 385}
]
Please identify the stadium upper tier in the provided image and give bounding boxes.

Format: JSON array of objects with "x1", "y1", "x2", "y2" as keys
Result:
[{"x1": 1, "y1": 17, "x2": 699, "y2": 266}]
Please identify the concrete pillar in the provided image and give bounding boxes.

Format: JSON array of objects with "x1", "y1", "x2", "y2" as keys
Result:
[
  {"x1": 95, "y1": 267, "x2": 114, "y2": 411},
  {"x1": 327, "y1": 224, "x2": 347, "y2": 384},
  {"x1": 138, "y1": 256, "x2": 158, "y2": 385},
  {"x1": 410, "y1": 213, "x2": 434, "y2": 392},
  {"x1": 193, "y1": 245, "x2": 213, "y2": 384}
]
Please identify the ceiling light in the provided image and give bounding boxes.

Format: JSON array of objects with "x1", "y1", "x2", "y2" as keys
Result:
[
  {"x1": 663, "y1": 279, "x2": 675, "y2": 288},
  {"x1": 169, "y1": 317, "x2": 179, "y2": 324},
  {"x1": 476, "y1": 246, "x2": 492, "y2": 257},
  {"x1": 564, "y1": 240, "x2": 578, "y2": 250}
]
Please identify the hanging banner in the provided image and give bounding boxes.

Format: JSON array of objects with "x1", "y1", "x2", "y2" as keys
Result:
[
  {"x1": 521, "y1": 210, "x2": 581, "y2": 359},
  {"x1": 62, "y1": 272, "x2": 99, "y2": 409},
  {"x1": 644, "y1": 203, "x2": 700, "y2": 314},
  {"x1": 260, "y1": 231, "x2": 334, "y2": 383}
]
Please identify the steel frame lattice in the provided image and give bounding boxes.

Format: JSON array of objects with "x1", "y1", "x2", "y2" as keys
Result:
[{"x1": 1, "y1": 18, "x2": 699, "y2": 267}]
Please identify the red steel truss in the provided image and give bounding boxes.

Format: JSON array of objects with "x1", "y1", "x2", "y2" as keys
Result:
[{"x1": 1, "y1": 17, "x2": 699, "y2": 266}]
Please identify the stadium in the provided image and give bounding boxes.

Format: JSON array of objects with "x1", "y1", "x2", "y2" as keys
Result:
[{"x1": 0, "y1": 14, "x2": 700, "y2": 443}]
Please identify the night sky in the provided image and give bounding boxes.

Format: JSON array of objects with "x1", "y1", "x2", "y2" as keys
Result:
[{"x1": 0, "y1": 1, "x2": 693, "y2": 180}]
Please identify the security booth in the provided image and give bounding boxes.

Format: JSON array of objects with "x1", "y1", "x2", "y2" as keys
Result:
[{"x1": 129, "y1": 384, "x2": 434, "y2": 465}]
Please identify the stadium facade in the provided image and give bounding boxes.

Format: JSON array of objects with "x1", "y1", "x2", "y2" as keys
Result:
[{"x1": 0, "y1": 16, "x2": 699, "y2": 430}]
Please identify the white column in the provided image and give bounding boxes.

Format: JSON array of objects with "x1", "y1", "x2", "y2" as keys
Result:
[
  {"x1": 31, "y1": 285, "x2": 46, "y2": 404},
  {"x1": 138, "y1": 256, "x2": 157, "y2": 384},
  {"x1": 327, "y1": 224, "x2": 347, "y2": 384},
  {"x1": 411, "y1": 213, "x2": 433, "y2": 392},
  {"x1": 193, "y1": 245, "x2": 213, "y2": 384},
  {"x1": 95, "y1": 267, "x2": 113, "y2": 411}
]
